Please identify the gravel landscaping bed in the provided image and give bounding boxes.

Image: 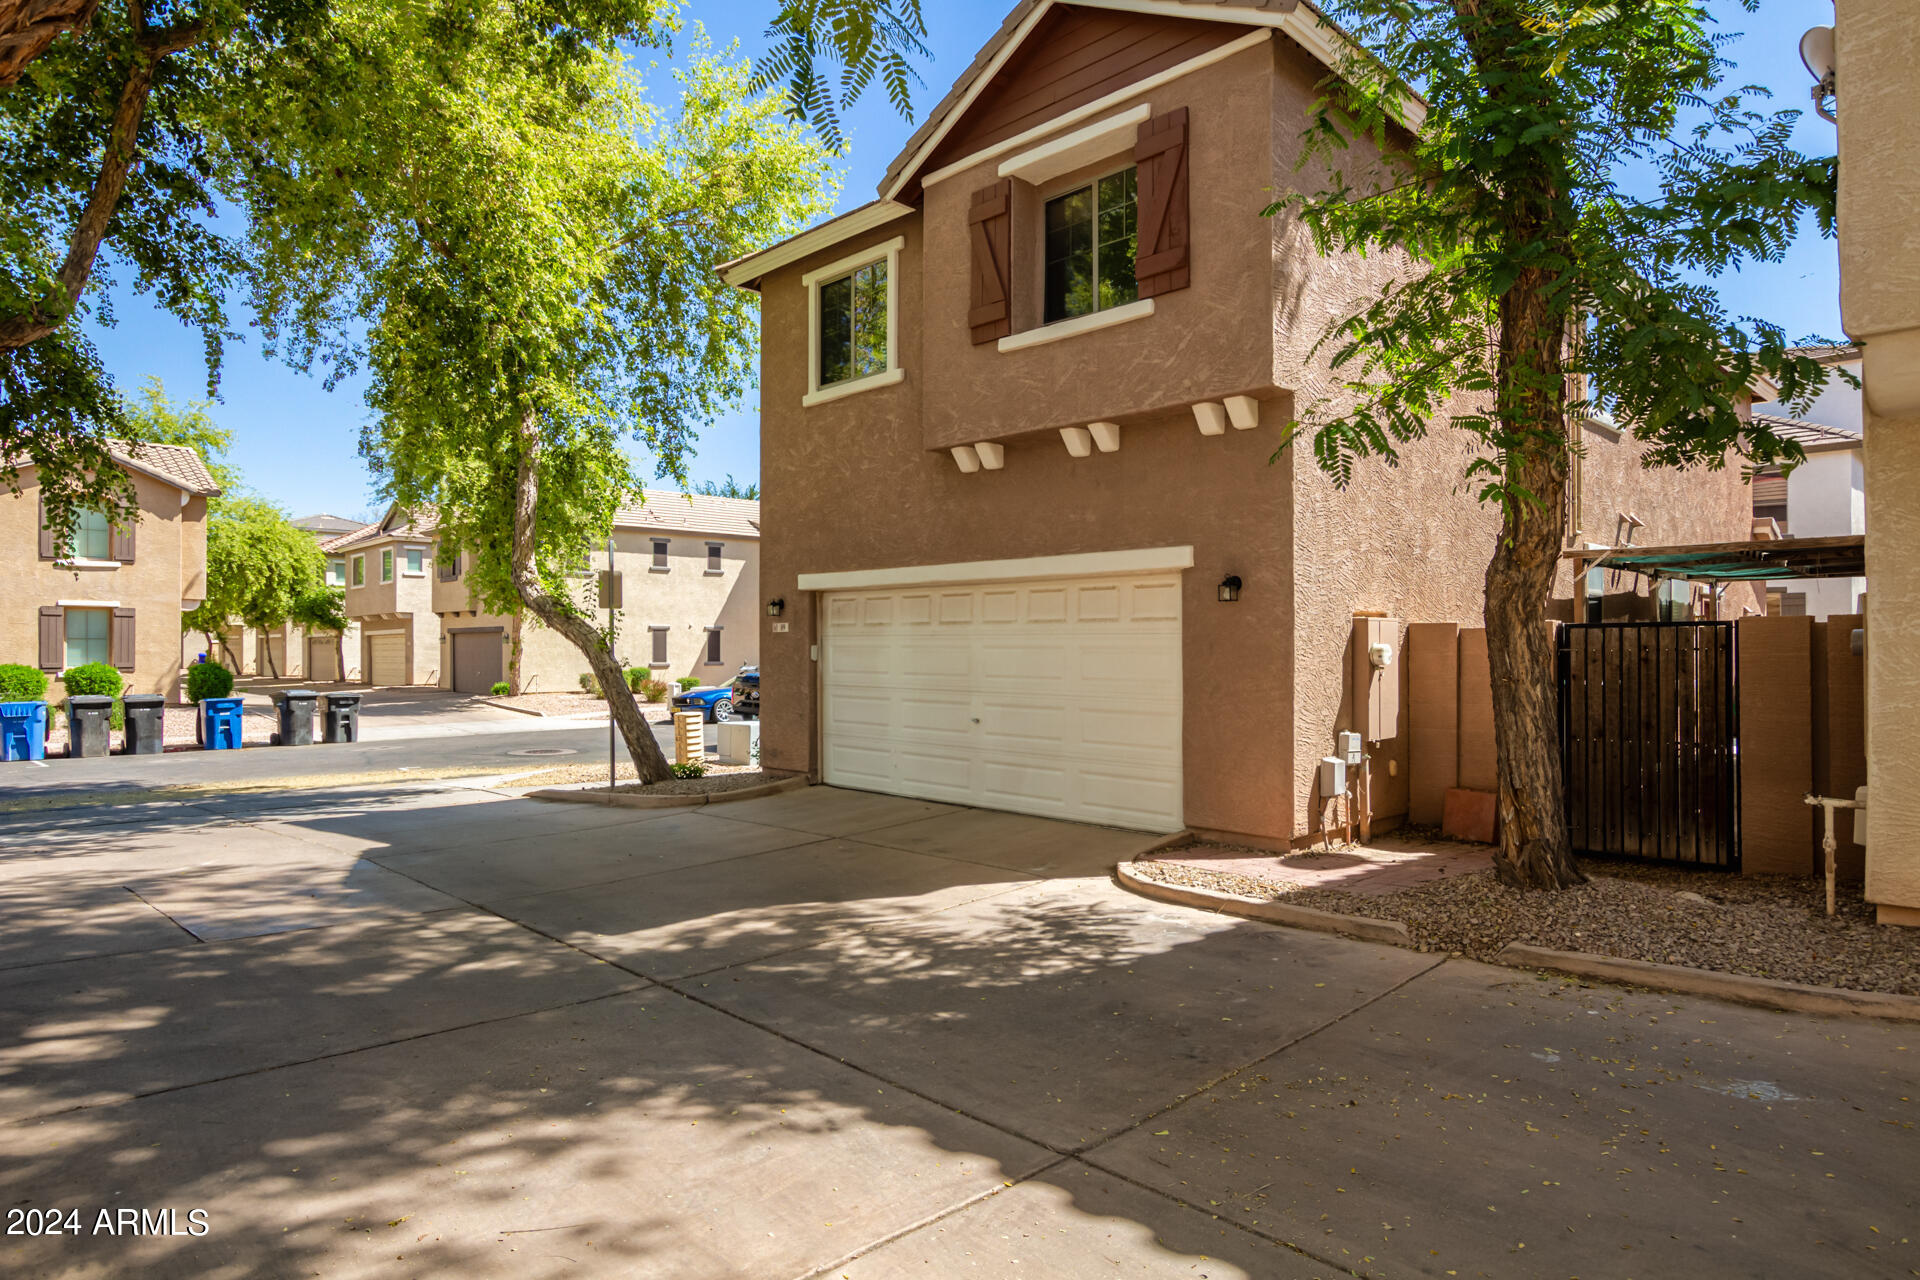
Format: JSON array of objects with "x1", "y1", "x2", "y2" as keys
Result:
[
  {"x1": 1133, "y1": 850, "x2": 1920, "y2": 996},
  {"x1": 508, "y1": 761, "x2": 762, "y2": 794},
  {"x1": 484, "y1": 692, "x2": 615, "y2": 718}
]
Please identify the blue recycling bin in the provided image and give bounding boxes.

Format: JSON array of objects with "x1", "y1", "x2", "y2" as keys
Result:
[
  {"x1": 0, "y1": 701, "x2": 47, "y2": 761},
  {"x1": 200, "y1": 697, "x2": 244, "y2": 751}
]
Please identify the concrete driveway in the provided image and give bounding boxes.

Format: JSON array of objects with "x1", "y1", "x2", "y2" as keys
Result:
[{"x1": 0, "y1": 785, "x2": 1913, "y2": 1278}]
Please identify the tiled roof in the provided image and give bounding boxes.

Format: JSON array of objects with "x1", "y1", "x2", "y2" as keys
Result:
[
  {"x1": 1785, "y1": 343, "x2": 1861, "y2": 364},
  {"x1": 1752, "y1": 413, "x2": 1861, "y2": 449},
  {"x1": 292, "y1": 513, "x2": 365, "y2": 535},
  {"x1": 110, "y1": 441, "x2": 222, "y2": 495},
  {"x1": 319, "y1": 523, "x2": 382, "y2": 552},
  {"x1": 615, "y1": 490, "x2": 760, "y2": 539},
  {"x1": 879, "y1": 0, "x2": 1331, "y2": 197}
]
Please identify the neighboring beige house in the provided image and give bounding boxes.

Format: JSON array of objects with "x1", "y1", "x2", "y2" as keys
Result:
[
  {"x1": 328, "y1": 492, "x2": 759, "y2": 693},
  {"x1": 1836, "y1": 0, "x2": 1920, "y2": 925},
  {"x1": 7, "y1": 442, "x2": 220, "y2": 701},
  {"x1": 325, "y1": 511, "x2": 439, "y2": 686},
  {"x1": 720, "y1": 0, "x2": 1758, "y2": 844}
]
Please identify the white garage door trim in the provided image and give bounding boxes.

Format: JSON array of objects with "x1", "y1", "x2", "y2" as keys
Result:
[
  {"x1": 821, "y1": 572, "x2": 1183, "y2": 832},
  {"x1": 368, "y1": 631, "x2": 408, "y2": 687},
  {"x1": 799, "y1": 544, "x2": 1192, "y2": 592}
]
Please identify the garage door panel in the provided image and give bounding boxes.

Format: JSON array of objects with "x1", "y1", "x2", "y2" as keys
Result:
[
  {"x1": 822, "y1": 573, "x2": 1182, "y2": 832},
  {"x1": 369, "y1": 633, "x2": 407, "y2": 687},
  {"x1": 900, "y1": 695, "x2": 973, "y2": 738}
]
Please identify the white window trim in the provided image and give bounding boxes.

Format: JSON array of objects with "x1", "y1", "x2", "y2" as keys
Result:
[
  {"x1": 55, "y1": 557, "x2": 120, "y2": 570},
  {"x1": 380, "y1": 548, "x2": 394, "y2": 583},
  {"x1": 401, "y1": 543, "x2": 428, "y2": 577},
  {"x1": 998, "y1": 104, "x2": 1151, "y2": 187},
  {"x1": 350, "y1": 553, "x2": 366, "y2": 586},
  {"x1": 56, "y1": 599, "x2": 121, "y2": 608},
  {"x1": 798, "y1": 544, "x2": 1193, "y2": 592},
  {"x1": 998, "y1": 298, "x2": 1154, "y2": 353},
  {"x1": 803, "y1": 236, "x2": 904, "y2": 408}
]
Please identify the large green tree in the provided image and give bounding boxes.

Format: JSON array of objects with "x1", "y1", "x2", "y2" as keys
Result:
[
  {"x1": 240, "y1": 10, "x2": 830, "y2": 779},
  {"x1": 183, "y1": 495, "x2": 345, "y2": 673},
  {"x1": 1275, "y1": 0, "x2": 1842, "y2": 888}
]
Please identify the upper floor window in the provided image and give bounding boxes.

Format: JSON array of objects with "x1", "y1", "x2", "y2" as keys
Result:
[
  {"x1": 819, "y1": 260, "x2": 888, "y2": 387},
  {"x1": 437, "y1": 551, "x2": 461, "y2": 581},
  {"x1": 803, "y1": 236, "x2": 903, "y2": 406},
  {"x1": 351, "y1": 554, "x2": 366, "y2": 586},
  {"x1": 403, "y1": 545, "x2": 425, "y2": 576},
  {"x1": 327, "y1": 557, "x2": 347, "y2": 587},
  {"x1": 71, "y1": 509, "x2": 112, "y2": 561},
  {"x1": 651, "y1": 538, "x2": 669, "y2": 571},
  {"x1": 1044, "y1": 167, "x2": 1137, "y2": 325},
  {"x1": 380, "y1": 549, "x2": 394, "y2": 583},
  {"x1": 706, "y1": 542, "x2": 723, "y2": 573}
]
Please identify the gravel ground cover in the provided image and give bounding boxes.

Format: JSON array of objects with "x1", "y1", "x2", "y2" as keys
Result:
[
  {"x1": 510, "y1": 761, "x2": 764, "y2": 795},
  {"x1": 484, "y1": 692, "x2": 617, "y2": 718},
  {"x1": 1134, "y1": 849, "x2": 1920, "y2": 996}
]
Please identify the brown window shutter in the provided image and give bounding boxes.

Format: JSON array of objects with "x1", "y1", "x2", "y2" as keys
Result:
[
  {"x1": 111, "y1": 517, "x2": 136, "y2": 563},
  {"x1": 1134, "y1": 107, "x2": 1190, "y2": 298},
  {"x1": 111, "y1": 608, "x2": 136, "y2": 672},
  {"x1": 38, "y1": 606, "x2": 64, "y2": 671},
  {"x1": 37, "y1": 499, "x2": 56, "y2": 560},
  {"x1": 968, "y1": 179, "x2": 1013, "y2": 345}
]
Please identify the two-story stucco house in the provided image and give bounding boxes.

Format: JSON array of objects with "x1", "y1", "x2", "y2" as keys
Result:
[
  {"x1": 721, "y1": 0, "x2": 1760, "y2": 845},
  {"x1": 1750, "y1": 344, "x2": 1866, "y2": 620},
  {"x1": 9, "y1": 442, "x2": 220, "y2": 701},
  {"x1": 327, "y1": 492, "x2": 760, "y2": 693}
]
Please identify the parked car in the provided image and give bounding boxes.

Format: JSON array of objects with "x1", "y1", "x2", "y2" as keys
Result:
[
  {"x1": 671, "y1": 684, "x2": 736, "y2": 723},
  {"x1": 731, "y1": 665, "x2": 759, "y2": 718}
]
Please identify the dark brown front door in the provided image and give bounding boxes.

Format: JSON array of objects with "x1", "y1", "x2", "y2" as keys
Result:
[{"x1": 451, "y1": 629, "x2": 504, "y2": 694}]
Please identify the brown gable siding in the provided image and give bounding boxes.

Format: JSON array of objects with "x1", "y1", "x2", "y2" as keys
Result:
[{"x1": 919, "y1": 6, "x2": 1252, "y2": 182}]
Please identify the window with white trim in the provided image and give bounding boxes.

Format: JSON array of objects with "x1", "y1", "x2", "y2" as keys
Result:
[
  {"x1": 804, "y1": 237, "x2": 902, "y2": 405},
  {"x1": 71, "y1": 509, "x2": 112, "y2": 561},
  {"x1": 1044, "y1": 167, "x2": 1138, "y2": 324},
  {"x1": 381, "y1": 548, "x2": 394, "y2": 583},
  {"x1": 64, "y1": 607, "x2": 108, "y2": 668},
  {"x1": 403, "y1": 545, "x2": 425, "y2": 576},
  {"x1": 327, "y1": 557, "x2": 347, "y2": 587},
  {"x1": 351, "y1": 554, "x2": 365, "y2": 586}
]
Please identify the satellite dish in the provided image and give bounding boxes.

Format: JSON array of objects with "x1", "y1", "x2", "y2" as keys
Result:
[
  {"x1": 1800, "y1": 26, "x2": 1837, "y2": 122},
  {"x1": 1800, "y1": 26, "x2": 1836, "y2": 82}
]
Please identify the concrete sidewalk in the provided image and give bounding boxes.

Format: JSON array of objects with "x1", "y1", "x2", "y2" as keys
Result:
[{"x1": 0, "y1": 785, "x2": 1911, "y2": 1278}]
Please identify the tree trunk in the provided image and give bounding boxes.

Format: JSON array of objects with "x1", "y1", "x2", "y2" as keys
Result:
[
  {"x1": 0, "y1": 6, "x2": 210, "y2": 350},
  {"x1": 1484, "y1": 269, "x2": 1586, "y2": 891},
  {"x1": 262, "y1": 634, "x2": 279, "y2": 679},
  {"x1": 509, "y1": 411, "x2": 672, "y2": 784},
  {"x1": 0, "y1": 0, "x2": 100, "y2": 86}
]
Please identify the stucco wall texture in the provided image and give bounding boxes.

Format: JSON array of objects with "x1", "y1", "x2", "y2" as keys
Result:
[
  {"x1": 754, "y1": 26, "x2": 1761, "y2": 844},
  {"x1": 6, "y1": 467, "x2": 206, "y2": 701}
]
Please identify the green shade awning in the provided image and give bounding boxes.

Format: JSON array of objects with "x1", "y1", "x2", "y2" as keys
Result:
[{"x1": 1565, "y1": 535, "x2": 1865, "y2": 582}]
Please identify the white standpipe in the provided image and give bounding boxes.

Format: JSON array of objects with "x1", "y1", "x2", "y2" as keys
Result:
[{"x1": 1803, "y1": 790, "x2": 1866, "y2": 917}]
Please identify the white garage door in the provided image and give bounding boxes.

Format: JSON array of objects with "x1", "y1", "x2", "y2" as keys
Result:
[
  {"x1": 822, "y1": 574, "x2": 1182, "y2": 831},
  {"x1": 368, "y1": 631, "x2": 408, "y2": 686},
  {"x1": 307, "y1": 637, "x2": 339, "y2": 682}
]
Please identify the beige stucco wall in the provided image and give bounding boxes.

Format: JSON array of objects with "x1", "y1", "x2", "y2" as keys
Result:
[
  {"x1": 426, "y1": 530, "x2": 757, "y2": 693},
  {"x1": 1835, "y1": 0, "x2": 1920, "y2": 923},
  {"x1": 3, "y1": 466, "x2": 204, "y2": 701}
]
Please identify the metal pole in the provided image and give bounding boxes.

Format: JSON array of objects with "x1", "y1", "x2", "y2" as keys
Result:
[{"x1": 608, "y1": 535, "x2": 617, "y2": 791}]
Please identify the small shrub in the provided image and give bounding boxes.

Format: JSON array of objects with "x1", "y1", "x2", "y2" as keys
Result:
[
  {"x1": 676, "y1": 676, "x2": 700, "y2": 692},
  {"x1": 578, "y1": 671, "x2": 602, "y2": 698},
  {"x1": 0, "y1": 664, "x2": 48, "y2": 702},
  {"x1": 624, "y1": 667, "x2": 646, "y2": 692},
  {"x1": 670, "y1": 761, "x2": 706, "y2": 779},
  {"x1": 640, "y1": 678, "x2": 671, "y2": 702},
  {"x1": 489, "y1": 681, "x2": 510, "y2": 697},
  {"x1": 186, "y1": 662, "x2": 235, "y2": 703},
  {"x1": 62, "y1": 662, "x2": 124, "y2": 698}
]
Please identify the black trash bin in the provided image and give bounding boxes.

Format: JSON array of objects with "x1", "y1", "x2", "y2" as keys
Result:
[
  {"x1": 271, "y1": 689, "x2": 318, "y2": 746},
  {"x1": 65, "y1": 695, "x2": 114, "y2": 759},
  {"x1": 321, "y1": 692, "x2": 362, "y2": 744},
  {"x1": 121, "y1": 694, "x2": 166, "y2": 755}
]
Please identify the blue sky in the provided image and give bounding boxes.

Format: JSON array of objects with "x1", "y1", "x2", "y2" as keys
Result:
[{"x1": 86, "y1": 0, "x2": 1838, "y2": 519}]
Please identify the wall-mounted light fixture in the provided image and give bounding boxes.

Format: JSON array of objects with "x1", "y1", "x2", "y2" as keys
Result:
[
  {"x1": 1218, "y1": 575, "x2": 1242, "y2": 603},
  {"x1": 1799, "y1": 25, "x2": 1836, "y2": 123},
  {"x1": 766, "y1": 598, "x2": 785, "y2": 618}
]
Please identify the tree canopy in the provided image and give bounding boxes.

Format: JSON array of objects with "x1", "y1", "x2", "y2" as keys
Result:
[{"x1": 1276, "y1": 0, "x2": 1844, "y2": 887}]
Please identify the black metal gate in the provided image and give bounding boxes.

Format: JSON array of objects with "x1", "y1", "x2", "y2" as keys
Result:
[{"x1": 1558, "y1": 622, "x2": 1740, "y2": 869}]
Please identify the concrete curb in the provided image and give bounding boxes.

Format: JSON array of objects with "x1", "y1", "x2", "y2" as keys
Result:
[
  {"x1": 526, "y1": 774, "x2": 809, "y2": 810},
  {"x1": 477, "y1": 698, "x2": 546, "y2": 717},
  {"x1": 1114, "y1": 862, "x2": 1412, "y2": 947},
  {"x1": 1493, "y1": 942, "x2": 1920, "y2": 1022}
]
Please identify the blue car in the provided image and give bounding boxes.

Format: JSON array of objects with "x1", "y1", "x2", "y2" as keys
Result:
[{"x1": 671, "y1": 683, "x2": 737, "y2": 723}]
